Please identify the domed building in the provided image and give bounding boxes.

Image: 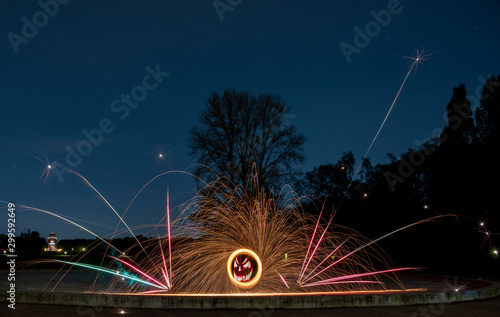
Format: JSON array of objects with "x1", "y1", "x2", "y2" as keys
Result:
[{"x1": 47, "y1": 232, "x2": 57, "y2": 251}]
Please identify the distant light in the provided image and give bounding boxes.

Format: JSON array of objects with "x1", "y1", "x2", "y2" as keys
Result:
[
  {"x1": 120, "y1": 310, "x2": 125, "y2": 314},
  {"x1": 423, "y1": 205, "x2": 429, "y2": 209},
  {"x1": 486, "y1": 232, "x2": 489, "y2": 236},
  {"x1": 363, "y1": 193, "x2": 368, "y2": 197},
  {"x1": 47, "y1": 165, "x2": 52, "y2": 169},
  {"x1": 493, "y1": 250, "x2": 498, "y2": 256},
  {"x1": 64, "y1": 251, "x2": 67, "y2": 255},
  {"x1": 480, "y1": 222, "x2": 485, "y2": 227},
  {"x1": 159, "y1": 154, "x2": 163, "y2": 158},
  {"x1": 454, "y1": 288, "x2": 459, "y2": 292}
]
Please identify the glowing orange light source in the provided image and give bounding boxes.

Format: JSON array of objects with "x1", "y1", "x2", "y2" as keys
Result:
[{"x1": 227, "y1": 249, "x2": 262, "y2": 289}]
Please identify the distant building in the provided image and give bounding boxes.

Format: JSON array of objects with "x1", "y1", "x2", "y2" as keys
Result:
[{"x1": 47, "y1": 232, "x2": 57, "y2": 251}]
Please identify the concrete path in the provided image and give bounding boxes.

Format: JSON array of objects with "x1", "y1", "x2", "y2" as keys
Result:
[{"x1": 2, "y1": 296, "x2": 500, "y2": 317}]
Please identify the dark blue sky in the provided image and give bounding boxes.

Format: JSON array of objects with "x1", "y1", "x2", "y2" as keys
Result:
[{"x1": 2, "y1": 0, "x2": 499, "y2": 239}]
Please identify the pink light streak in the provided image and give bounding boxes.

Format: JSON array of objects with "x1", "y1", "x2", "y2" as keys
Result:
[
  {"x1": 166, "y1": 190, "x2": 173, "y2": 288},
  {"x1": 277, "y1": 271, "x2": 289, "y2": 289},
  {"x1": 303, "y1": 280, "x2": 382, "y2": 287},
  {"x1": 302, "y1": 216, "x2": 448, "y2": 284},
  {"x1": 299, "y1": 199, "x2": 327, "y2": 281},
  {"x1": 300, "y1": 239, "x2": 349, "y2": 284},
  {"x1": 302, "y1": 267, "x2": 414, "y2": 288},
  {"x1": 110, "y1": 256, "x2": 169, "y2": 290},
  {"x1": 158, "y1": 237, "x2": 171, "y2": 288},
  {"x1": 299, "y1": 216, "x2": 334, "y2": 283}
]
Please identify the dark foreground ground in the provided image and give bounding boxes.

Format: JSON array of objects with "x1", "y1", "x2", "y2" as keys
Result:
[{"x1": 2, "y1": 296, "x2": 500, "y2": 317}]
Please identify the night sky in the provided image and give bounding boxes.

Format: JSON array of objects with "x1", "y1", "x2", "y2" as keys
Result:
[{"x1": 2, "y1": 0, "x2": 499, "y2": 239}]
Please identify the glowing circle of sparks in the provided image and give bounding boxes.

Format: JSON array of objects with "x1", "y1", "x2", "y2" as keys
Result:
[{"x1": 227, "y1": 249, "x2": 262, "y2": 289}]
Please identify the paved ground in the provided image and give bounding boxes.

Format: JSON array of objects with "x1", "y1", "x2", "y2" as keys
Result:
[{"x1": 2, "y1": 296, "x2": 500, "y2": 317}]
